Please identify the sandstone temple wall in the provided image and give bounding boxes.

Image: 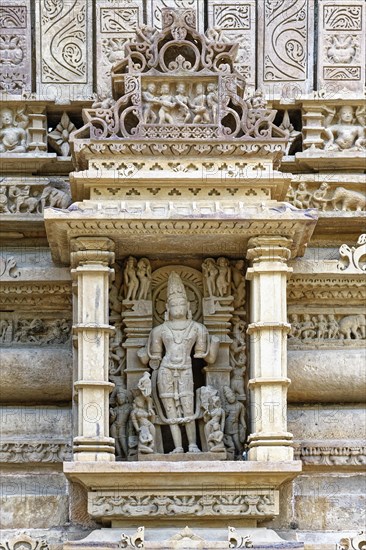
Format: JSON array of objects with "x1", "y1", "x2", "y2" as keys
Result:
[{"x1": 0, "y1": 2, "x2": 365, "y2": 550}]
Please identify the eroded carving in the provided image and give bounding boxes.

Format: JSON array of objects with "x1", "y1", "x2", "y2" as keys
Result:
[
  {"x1": 0, "y1": 535, "x2": 49, "y2": 550},
  {"x1": 0, "y1": 317, "x2": 71, "y2": 345},
  {"x1": 0, "y1": 178, "x2": 71, "y2": 214},
  {"x1": 0, "y1": 442, "x2": 72, "y2": 463},
  {"x1": 0, "y1": 106, "x2": 28, "y2": 153},
  {"x1": 288, "y1": 313, "x2": 366, "y2": 341},
  {"x1": 0, "y1": 256, "x2": 20, "y2": 279},
  {"x1": 287, "y1": 182, "x2": 366, "y2": 211},
  {"x1": 337, "y1": 532, "x2": 366, "y2": 550},
  {"x1": 323, "y1": 105, "x2": 365, "y2": 151},
  {"x1": 223, "y1": 386, "x2": 246, "y2": 459}
]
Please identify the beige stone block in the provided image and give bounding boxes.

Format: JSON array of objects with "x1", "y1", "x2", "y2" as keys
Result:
[
  {"x1": 0, "y1": 348, "x2": 72, "y2": 403},
  {"x1": 288, "y1": 349, "x2": 366, "y2": 403},
  {"x1": 288, "y1": 405, "x2": 366, "y2": 440},
  {"x1": 263, "y1": 474, "x2": 366, "y2": 531},
  {"x1": 0, "y1": 406, "x2": 72, "y2": 439},
  {"x1": 0, "y1": 473, "x2": 68, "y2": 529}
]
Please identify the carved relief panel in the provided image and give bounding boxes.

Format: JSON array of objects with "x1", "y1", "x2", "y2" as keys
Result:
[
  {"x1": 35, "y1": 0, "x2": 93, "y2": 99},
  {"x1": 257, "y1": 0, "x2": 314, "y2": 98},
  {"x1": 0, "y1": 0, "x2": 32, "y2": 96},
  {"x1": 317, "y1": 0, "x2": 365, "y2": 94},
  {"x1": 207, "y1": 0, "x2": 256, "y2": 90},
  {"x1": 96, "y1": 0, "x2": 143, "y2": 98}
]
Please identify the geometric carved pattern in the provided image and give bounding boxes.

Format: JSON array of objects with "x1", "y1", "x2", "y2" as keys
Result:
[
  {"x1": 317, "y1": 0, "x2": 365, "y2": 94},
  {"x1": 96, "y1": 0, "x2": 143, "y2": 98},
  {"x1": 35, "y1": 0, "x2": 93, "y2": 97},
  {"x1": 258, "y1": 0, "x2": 314, "y2": 97},
  {"x1": 0, "y1": 1, "x2": 32, "y2": 95},
  {"x1": 208, "y1": 0, "x2": 256, "y2": 88}
]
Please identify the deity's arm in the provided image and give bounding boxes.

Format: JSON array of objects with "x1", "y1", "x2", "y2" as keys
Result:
[
  {"x1": 193, "y1": 322, "x2": 220, "y2": 364},
  {"x1": 130, "y1": 410, "x2": 140, "y2": 433},
  {"x1": 193, "y1": 323, "x2": 210, "y2": 358},
  {"x1": 137, "y1": 326, "x2": 163, "y2": 367}
]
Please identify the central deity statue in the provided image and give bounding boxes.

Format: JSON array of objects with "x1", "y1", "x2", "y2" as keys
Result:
[{"x1": 138, "y1": 272, "x2": 218, "y2": 454}]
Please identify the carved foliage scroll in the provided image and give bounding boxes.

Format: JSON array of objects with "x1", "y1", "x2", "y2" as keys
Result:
[
  {"x1": 96, "y1": 0, "x2": 143, "y2": 98},
  {"x1": 0, "y1": 0, "x2": 32, "y2": 95},
  {"x1": 317, "y1": 0, "x2": 365, "y2": 93},
  {"x1": 36, "y1": 0, "x2": 92, "y2": 96},
  {"x1": 258, "y1": 0, "x2": 314, "y2": 96},
  {"x1": 207, "y1": 0, "x2": 256, "y2": 89}
]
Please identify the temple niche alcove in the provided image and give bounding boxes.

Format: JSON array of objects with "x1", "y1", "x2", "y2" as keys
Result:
[{"x1": 44, "y1": 8, "x2": 318, "y2": 549}]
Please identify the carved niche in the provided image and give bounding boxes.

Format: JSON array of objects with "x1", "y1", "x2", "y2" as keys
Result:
[{"x1": 108, "y1": 259, "x2": 248, "y2": 461}]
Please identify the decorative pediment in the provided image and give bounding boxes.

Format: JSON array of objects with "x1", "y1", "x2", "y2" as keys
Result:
[{"x1": 70, "y1": 9, "x2": 288, "y2": 167}]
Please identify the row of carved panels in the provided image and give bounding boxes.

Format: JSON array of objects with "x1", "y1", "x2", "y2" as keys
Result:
[{"x1": 0, "y1": 1, "x2": 364, "y2": 98}]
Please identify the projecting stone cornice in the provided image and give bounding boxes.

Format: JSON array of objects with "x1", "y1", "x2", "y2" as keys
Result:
[{"x1": 44, "y1": 202, "x2": 318, "y2": 265}]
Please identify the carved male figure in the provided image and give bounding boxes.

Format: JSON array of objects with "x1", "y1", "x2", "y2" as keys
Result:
[
  {"x1": 110, "y1": 389, "x2": 131, "y2": 459},
  {"x1": 0, "y1": 107, "x2": 27, "y2": 153},
  {"x1": 190, "y1": 84, "x2": 211, "y2": 124},
  {"x1": 124, "y1": 256, "x2": 139, "y2": 300},
  {"x1": 157, "y1": 84, "x2": 175, "y2": 124},
  {"x1": 142, "y1": 83, "x2": 160, "y2": 124},
  {"x1": 324, "y1": 105, "x2": 365, "y2": 151},
  {"x1": 138, "y1": 272, "x2": 218, "y2": 454},
  {"x1": 175, "y1": 83, "x2": 191, "y2": 123}
]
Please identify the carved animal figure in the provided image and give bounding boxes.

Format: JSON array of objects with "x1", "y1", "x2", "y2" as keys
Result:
[
  {"x1": 327, "y1": 187, "x2": 366, "y2": 212},
  {"x1": 338, "y1": 314, "x2": 366, "y2": 340}
]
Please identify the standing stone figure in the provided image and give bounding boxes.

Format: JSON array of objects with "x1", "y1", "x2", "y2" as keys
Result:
[
  {"x1": 138, "y1": 272, "x2": 219, "y2": 454},
  {"x1": 223, "y1": 386, "x2": 246, "y2": 459},
  {"x1": 124, "y1": 256, "x2": 139, "y2": 300}
]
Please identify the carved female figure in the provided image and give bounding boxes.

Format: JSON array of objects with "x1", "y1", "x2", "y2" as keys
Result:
[
  {"x1": 216, "y1": 257, "x2": 231, "y2": 297},
  {"x1": 204, "y1": 395, "x2": 225, "y2": 453},
  {"x1": 136, "y1": 258, "x2": 151, "y2": 300},
  {"x1": 231, "y1": 260, "x2": 245, "y2": 309},
  {"x1": 124, "y1": 256, "x2": 139, "y2": 301},
  {"x1": 110, "y1": 389, "x2": 131, "y2": 459},
  {"x1": 223, "y1": 386, "x2": 246, "y2": 459},
  {"x1": 202, "y1": 258, "x2": 218, "y2": 297},
  {"x1": 130, "y1": 394, "x2": 156, "y2": 454}
]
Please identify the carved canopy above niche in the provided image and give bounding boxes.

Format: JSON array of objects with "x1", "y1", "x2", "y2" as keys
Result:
[{"x1": 70, "y1": 8, "x2": 288, "y2": 169}]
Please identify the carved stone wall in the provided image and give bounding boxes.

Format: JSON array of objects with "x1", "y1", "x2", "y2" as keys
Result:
[{"x1": 0, "y1": 2, "x2": 365, "y2": 550}]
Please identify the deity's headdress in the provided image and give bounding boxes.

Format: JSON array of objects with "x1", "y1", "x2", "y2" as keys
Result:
[{"x1": 165, "y1": 272, "x2": 191, "y2": 320}]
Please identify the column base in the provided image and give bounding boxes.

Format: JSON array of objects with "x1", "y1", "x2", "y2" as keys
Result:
[
  {"x1": 248, "y1": 432, "x2": 294, "y2": 461},
  {"x1": 73, "y1": 436, "x2": 116, "y2": 462}
]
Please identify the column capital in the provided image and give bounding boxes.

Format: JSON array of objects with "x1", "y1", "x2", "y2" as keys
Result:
[
  {"x1": 246, "y1": 236, "x2": 292, "y2": 264},
  {"x1": 71, "y1": 237, "x2": 115, "y2": 268}
]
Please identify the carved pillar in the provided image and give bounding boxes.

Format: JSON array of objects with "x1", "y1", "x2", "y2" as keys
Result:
[
  {"x1": 246, "y1": 237, "x2": 293, "y2": 461},
  {"x1": 71, "y1": 237, "x2": 115, "y2": 461}
]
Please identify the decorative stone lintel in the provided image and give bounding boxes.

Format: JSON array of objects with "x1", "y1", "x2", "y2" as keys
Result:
[{"x1": 64, "y1": 460, "x2": 302, "y2": 525}]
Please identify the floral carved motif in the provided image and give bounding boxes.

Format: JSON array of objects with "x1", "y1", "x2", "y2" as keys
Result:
[{"x1": 338, "y1": 234, "x2": 366, "y2": 273}]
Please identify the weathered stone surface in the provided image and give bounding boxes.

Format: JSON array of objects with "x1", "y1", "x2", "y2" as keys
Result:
[
  {"x1": 0, "y1": 473, "x2": 69, "y2": 529},
  {"x1": 0, "y1": 348, "x2": 72, "y2": 402},
  {"x1": 263, "y1": 474, "x2": 366, "y2": 531},
  {"x1": 0, "y1": 406, "x2": 72, "y2": 439},
  {"x1": 288, "y1": 405, "x2": 365, "y2": 440},
  {"x1": 288, "y1": 349, "x2": 366, "y2": 402}
]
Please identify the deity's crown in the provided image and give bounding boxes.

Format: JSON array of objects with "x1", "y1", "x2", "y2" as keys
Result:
[{"x1": 167, "y1": 272, "x2": 188, "y2": 303}]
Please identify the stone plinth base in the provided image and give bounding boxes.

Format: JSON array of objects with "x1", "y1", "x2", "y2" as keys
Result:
[
  {"x1": 138, "y1": 451, "x2": 227, "y2": 461},
  {"x1": 63, "y1": 527, "x2": 304, "y2": 550},
  {"x1": 64, "y1": 460, "x2": 302, "y2": 525}
]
